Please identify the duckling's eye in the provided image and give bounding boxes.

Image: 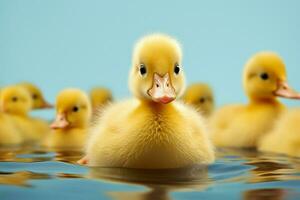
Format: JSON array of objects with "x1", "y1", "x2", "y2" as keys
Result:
[
  {"x1": 200, "y1": 98, "x2": 206, "y2": 104},
  {"x1": 72, "y1": 106, "x2": 79, "y2": 112},
  {"x1": 11, "y1": 97, "x2": 18, "y2": 102},
  {"x1": 260, "y1": 73, "x2": 269, "y2": 80},
  {"x1": 32, "y1": 94, "x2": 38, "y2": 100},
  {"x1": 174, "y1": 63, "x2": 180, "y2": 75},
  {"x1": 139, "y1": 64, "x2": 147, "y2": 76}
]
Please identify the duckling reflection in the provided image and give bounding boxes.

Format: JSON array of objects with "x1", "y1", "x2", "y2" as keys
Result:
[
  {"x1": 88, "y1": 166, "x2": 211, "y2": 200},
  {"x1": 0, "y1": 171, "x2": 50, "y2": 187},
  {"x1": 217, "y1": 148, "x2": 300, "y2": 183},
  {"x1": 243, "y1": 188, "x2": 286, "y2": 200}
]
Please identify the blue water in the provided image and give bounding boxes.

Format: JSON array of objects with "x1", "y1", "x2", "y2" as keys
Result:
[{"x1": 1, "y1": 147, "x2": 300, "y2": 200}]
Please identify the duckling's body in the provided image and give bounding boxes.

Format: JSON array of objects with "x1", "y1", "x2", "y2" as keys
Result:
[
  {"x1": 0, "y1": 113, "x2": 22, "y2": 145},
  {"x1": 210, "y1": 52, "x2": 300, "y2": 148},
  {"x1": 85, "y1": 34, "x2": 214, "y2": 168},
  {"x1": 0, "y1": 86, "x2": 42, "y2": 143},
  {"x1": 211, "y1": 100, "x2": 284, "y2": 148},
  {"x1": 258, "y1": 109, "x2": 300, "y2": 157},
  {"x1": 42, "y1": 89, "x2": 91, "y2": 149},
  {"x1": 87, "y1": 99, "x2": 214, "y2": 168},
  {"x1": 182, "y1": 83, "x2": 214, "y2": 117}
]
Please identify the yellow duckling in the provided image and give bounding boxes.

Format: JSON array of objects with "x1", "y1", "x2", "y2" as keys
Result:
[
  {"x1": 19, "y1": 82, "x2": 52, "y2": 109},
  {"x1": 0, "y1": 113, "x2": 22, "y2": 146},
  {"x1": 210, "y1": 52, "x2": 300, "y2": 148},
  {"x1": 83, "y1": 34, "x2": 215, "y2": 168},
  {"x1": 19, "y1": 82, "x2": 52, "y2": 134},
  {"x1": 182, "y1": 83, "x2": 215, "y2": 117},
  {"x1": 258, "y1": 108, "x2": 300, "y2": 157},
  {"x1": 42, "y1": 89, "x2": 91, "y2": 149},
  {"x1": 90, "y1": 87, "x2": 113, "y2": 111},
  {"x1": 0, "y1": 86, "x2": 42, "y2": 143}
]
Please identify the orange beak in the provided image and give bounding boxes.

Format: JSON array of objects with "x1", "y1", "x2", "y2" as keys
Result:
[
  {"x1": 41, "y1": 101, "x2": 53, "y2": 109},
  {"x1": 50, "y1": 113, "x2": 69, "y2": 129},
  {"x1": 274, "y1": 81, "x2": 300, "y2": 99},
  {"x1": 148, "y1": 73, "x2": 176, "y2": 104}
]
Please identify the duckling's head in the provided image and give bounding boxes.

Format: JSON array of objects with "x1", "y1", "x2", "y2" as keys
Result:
[
  {"x1": 0, "y1": 86, "x2": 32, "y2": 116},
  {"x1": 243, "y1": 52, "x2": 300, "y2": 101},
  {"x1": 51, "y1": 89, "x2": 91, "y2": 129},
  {"x1": 183, "y1": 83, "x2": 215, "y2": 116},
  {"x1": 129, "y1": 34, "x2": 185, "y2": 104},
  {"x1": 19, "y1": 82, "x2": 53, "y2": 109},
  {"x1": 90, "y1": 87, "x2": 113, "y2": 109}
]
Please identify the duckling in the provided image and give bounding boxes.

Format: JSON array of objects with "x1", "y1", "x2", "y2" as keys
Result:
[
  {"x1": 90, "y1": 87, "x2": 113, "y2": 111},
  {"x1": 182, "y1": 83, "x2": 215, "y2": 117},
  {"x1": 258, "y1": 108, "x2": 300, "y2": 157},
  {"x1": 19, "y1": 82, "x2": 52, "y2": 134},
  {"x1": 0, "y1": 86, "x2": 42, "y2": 143},
  {"x1": 19, "y1": 82, "x2": 52, "y2": 109},
  {"x1": 210, "y1": 52, "x2": 300, "y2": 148},
  {"x1": 42, "y1": 89, "x2": 91, "y2": 149},
  {"x1": 0, "y1": 113, "x2": 22, "y2": 146},
  {"x1": 83, "y1": 34, "x2": 215, "y2": 168}
]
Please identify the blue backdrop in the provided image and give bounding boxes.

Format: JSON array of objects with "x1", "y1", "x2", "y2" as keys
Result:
[{"x1": 1, "y1": 0, "x2": 300, "y2": 118}]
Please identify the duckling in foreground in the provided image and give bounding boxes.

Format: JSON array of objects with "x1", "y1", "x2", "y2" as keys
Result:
[
  {"x1": 258, "y1": 108, "x2": 300, "y2": 157},
  {"x1": 182, "y1": 83, "x2": 215, "y2": 117},
  {"x1": 210, "y1": 52, "x2": 300, "y2": 148},
  {"x1": 42, "y1": 89, "x2": 91, "y2": 149},
  {"x1": 0, "y1": 86, "x2": 42, "y2": 143},
  {"x1": 82, "y1": 34, "x2": 215, "y2": 168},
  {"x1": 90, "y1": 87, "x2": 113, "y2": 111}
]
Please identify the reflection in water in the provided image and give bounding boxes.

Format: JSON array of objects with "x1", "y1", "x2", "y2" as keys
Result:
[
  {"x1": 88, "y1": 166, "x2": 211, "y2": 200},
  {"x1": 0, "y1": 147, "x2": 300, "y2": 199},
  {"x1": 243, "y1": 188, "x2": 286, "y2": 200}
]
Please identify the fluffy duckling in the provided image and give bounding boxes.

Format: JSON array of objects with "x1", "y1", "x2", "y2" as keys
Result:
[
  {"x1": 83, "y1": 34, "x2": 215, "y2": 168},
  {"x1": 90, "y1": 87, "x2": 113, "y2": 111},
  {"x1": 210, "y1": 52, "x2": 300, "y2": 148},
  {"x1": 0, "y1": 113, "x2": 22, "y2": 146},
  {"x1": 0, "y1": 86, "x2": 42, "y2": 143},
  {"x1": 258, "y1": 109, "x2": 300, "y2": 157},
  {"x1": 182, "y1": 83, "x2": 215, "y2": 117},
  {"x1": 42, "y1": 89, "x2": 91, "y2": 149},
  {"x1": 19, "y1": 82, "x2": 52, "y2": 109}
]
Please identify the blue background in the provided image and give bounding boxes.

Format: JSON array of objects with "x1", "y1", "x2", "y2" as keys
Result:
[{"x1": 1, "y1": 0, "x2": 300, "y2": 118}]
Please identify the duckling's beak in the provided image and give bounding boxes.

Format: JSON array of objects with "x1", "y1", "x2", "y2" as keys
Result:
[
  {"x1": 41, "y1": 101, "x2": 53, "y2": 109},
  {"x1": 148, "y1": 73, "x2": 176, "y2": 104},
  {"x1": 274, "y1": 81, "x2": 300, "y2": 99},
  {"x1": 50, "y1": 113, "x2": 69, "y2": 129}
]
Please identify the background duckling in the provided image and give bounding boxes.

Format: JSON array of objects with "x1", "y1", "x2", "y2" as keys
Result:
[
  {"x1": 90, "y1": 87, "x2": 113, "y2": 111},
  {"x1": 19, "y1": 82, "x2": 52, "y2": 109},
  {"x1": 0, "y1": 86, "x2": 42, "y2": 143},
  {"x1": 42, "y1": 88, "x2": 91, "y2": 149},
  {"x1": 19, "y1": 82, "x2": 52, "y2": 135},
  {"x1": 210, "y1": 52, "x2": 300, "y2": 148},
  {"x1": 0, "y1": 112, "x2": 23, "y2": 146},
  {"x1": 83, "y1": 34, "x2": 214, "y2": 168},
  {"x1": 258, "y1": 108, "x2": 300, "y2": 157},
  {"x1": 182, "y1": 83, "x2": 215, "y2": 117}
]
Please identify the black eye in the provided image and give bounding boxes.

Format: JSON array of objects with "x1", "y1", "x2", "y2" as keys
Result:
[
  {"x1": 174, "y1": 63, "x2": 180, "y2": 75},
  {"x1": 12, "y1": 97, "x2": 18, "y2": 102},
  {"x1": 139, "y1": 64, "x2": 147, "y2": 76},
  {"x1": 32, "y1": 94, "x2": 38, "y2": 100},
  {"x1": 72, "y1": 106, "x2": 79, "y2": 112},
  {"x1": 260, "y1": 73, "x2": 269, "y2": 80},
  {"x1": 200, "y1": 98, "x2": 206, "y2": 104}
]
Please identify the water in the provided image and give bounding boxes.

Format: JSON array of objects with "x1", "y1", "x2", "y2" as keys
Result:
[{"x1": 0, "y1": 147, "x2": 300, "y2": 200}]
